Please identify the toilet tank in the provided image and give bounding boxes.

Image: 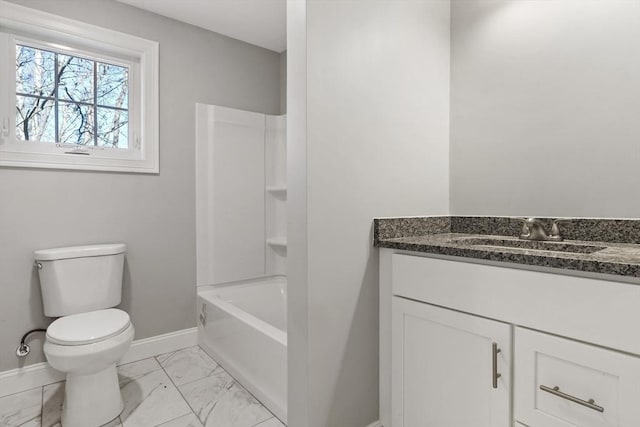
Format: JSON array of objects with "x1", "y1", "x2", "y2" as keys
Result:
[{"x1": 34, "y1": 244, "x2": 127, "y2": 317}]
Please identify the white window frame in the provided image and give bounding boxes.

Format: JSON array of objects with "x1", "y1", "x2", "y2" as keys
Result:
[{"x1": 0, "y1": 1, "x2": 159, "y2": 173}]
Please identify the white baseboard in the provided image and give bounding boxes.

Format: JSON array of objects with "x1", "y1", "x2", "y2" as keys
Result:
[
  {"x1": 0, "y1": 327, "x2": 197, "y2": 398},
  {"x1": 118, "y1": 327, "x2": 197, "y2": 365},
  {"x1": 366, "y1": 421, "x2": 383, "y2": 427},
  {"x1": 0, "y1": 360, "x2": 65, "y2": 399}
]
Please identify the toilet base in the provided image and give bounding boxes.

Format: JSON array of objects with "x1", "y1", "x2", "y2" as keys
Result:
[{"x1": 61, "y1": 363, "x2": 124, "y2": 427}]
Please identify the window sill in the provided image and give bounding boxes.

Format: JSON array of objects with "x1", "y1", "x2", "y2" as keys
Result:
[{"x1": 0, "y1": 150, "x2": 158, "y2": 174}]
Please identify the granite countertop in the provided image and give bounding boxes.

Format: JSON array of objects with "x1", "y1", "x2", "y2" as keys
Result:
[{"x1": 373, "y1": 216, "x2": 640, "y2": 278}]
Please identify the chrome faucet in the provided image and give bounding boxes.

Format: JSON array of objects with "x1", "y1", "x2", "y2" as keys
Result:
[{"x1": 518, "y1": 218, "x2": 567, "y2": 242}]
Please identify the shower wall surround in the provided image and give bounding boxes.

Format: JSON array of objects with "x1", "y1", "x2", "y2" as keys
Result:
[{"x1": 195, "y1": 104, "x2": 286, "y2": 286}]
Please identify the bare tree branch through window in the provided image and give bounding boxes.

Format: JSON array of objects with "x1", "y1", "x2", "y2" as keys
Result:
[{"x1": 15, "y1": 44, "x2": 129, "y2": 148}]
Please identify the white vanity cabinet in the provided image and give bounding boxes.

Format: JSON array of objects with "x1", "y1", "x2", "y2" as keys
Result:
[
  {"x1": 392, "y1": 297, "x2": 511, "y2": 427},
  {"x1": 380, "y1": 250, "x2": 640, "y2": 427}
]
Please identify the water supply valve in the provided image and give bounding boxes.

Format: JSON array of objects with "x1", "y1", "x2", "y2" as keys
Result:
[{"x1": 16, "y1": 328, "x2": 47, "y2": 358}]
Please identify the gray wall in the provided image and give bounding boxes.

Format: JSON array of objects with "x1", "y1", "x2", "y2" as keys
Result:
[
  {"x1": 288, "y1": 1, "x2": 451, "y2": 425},
  {"x1": 0, "y1": 0, "x2": 281, "y2": 372},
  {"x1": 450, "y1": 0, "x2": 640, "y2": 217},
  {"x1": 286, "y1": 3, "x2": 308, "y2": 425},
  {"x1": 280, "y1": 51, "x2": 287, "y2": 114}
]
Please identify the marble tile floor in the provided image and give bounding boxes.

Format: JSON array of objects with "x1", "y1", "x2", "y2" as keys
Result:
[{"x1": 0, "y1": 346, "x2": 285, "y2": 427}]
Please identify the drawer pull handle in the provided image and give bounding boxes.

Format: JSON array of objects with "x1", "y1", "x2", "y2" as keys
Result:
[
  {"x1": 492, "y1": 342, "x2": 501, "y2": 389},
  {"x1": 539, "y1": 385, "x2": 604, "y2": 413}
]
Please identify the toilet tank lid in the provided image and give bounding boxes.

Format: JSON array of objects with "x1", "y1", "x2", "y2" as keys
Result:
[{"x1": 34, "y1": 243, "x2": 127, "y2": 261}]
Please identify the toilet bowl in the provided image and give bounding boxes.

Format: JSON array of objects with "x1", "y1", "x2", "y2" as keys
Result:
[{"x1": 44, "y1": 309, "x2": 134, "y2": 427}]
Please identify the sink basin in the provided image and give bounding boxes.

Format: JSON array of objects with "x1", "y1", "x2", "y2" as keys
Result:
[{"x1": 452, "y1": 237, "x2": 607, "y2": 254}]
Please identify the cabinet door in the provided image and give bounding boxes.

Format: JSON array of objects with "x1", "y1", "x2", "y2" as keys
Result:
[{"x1": 392, "y1": 296, "x2": 512, "y2": 427}]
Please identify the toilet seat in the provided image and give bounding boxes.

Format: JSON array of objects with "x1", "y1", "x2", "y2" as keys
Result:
[{"x1": 47, "y1": 308, "x2": 131, "y2": 346}]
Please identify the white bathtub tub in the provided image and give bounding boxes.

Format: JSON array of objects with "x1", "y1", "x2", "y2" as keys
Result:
[{"x1": 197, "y1": 277, "x2": 287, "y2": 423}]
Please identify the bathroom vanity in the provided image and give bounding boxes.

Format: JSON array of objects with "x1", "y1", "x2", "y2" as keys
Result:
[{"x1": 375, "y1": 217, "x2": 640, "y2": 427}]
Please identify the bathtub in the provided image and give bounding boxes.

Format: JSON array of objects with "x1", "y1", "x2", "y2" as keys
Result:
[{"x1": 197, "y1": 277, "x2": 287, "y2": 423}]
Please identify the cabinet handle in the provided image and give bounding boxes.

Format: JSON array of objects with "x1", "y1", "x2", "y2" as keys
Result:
[
  {"x1": 492, "y1": 342, "x2": 501, "y2": 389},
  {"x1": 539, "y1": 385, "x2": 604, "y2": 413}
]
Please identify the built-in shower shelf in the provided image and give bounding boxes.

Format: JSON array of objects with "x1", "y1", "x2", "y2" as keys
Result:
[
  {"x1": 267, "y1": 186, "x2": 287, "y2": 196},
  {"x1": 267, "y1": 237, "x2": 287, "y2": 248}
]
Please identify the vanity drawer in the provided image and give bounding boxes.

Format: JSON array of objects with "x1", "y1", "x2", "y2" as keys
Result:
[{"x1": 515, "y1": 327, "x2": 640, "y2": 427}]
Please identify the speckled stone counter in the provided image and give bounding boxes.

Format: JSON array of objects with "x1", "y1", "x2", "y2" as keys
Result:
[{"x1": 373, "y1": 216, "x2": 640, "y2": 278}]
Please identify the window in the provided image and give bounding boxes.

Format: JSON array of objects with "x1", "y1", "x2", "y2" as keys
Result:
[
  {"x1": 16, "y1": 43, "x2": 130, "y2": 148},
  {"x1": 0, "y1": 1, "x2": 159, "y2": 173}
]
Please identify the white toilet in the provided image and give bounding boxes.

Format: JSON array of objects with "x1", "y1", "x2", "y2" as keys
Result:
[{"x1": 35, "y1": 244, "x2": 134, "y2": 427}]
